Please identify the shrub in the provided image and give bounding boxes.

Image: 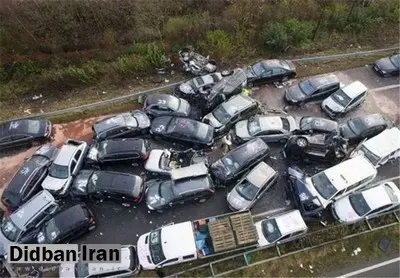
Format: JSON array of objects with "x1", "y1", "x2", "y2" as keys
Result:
[
  {"x1": 146, "y1": 43, "x2": 169, "y2": 69},
  {"x1": 102, "y1": 29, "x2": 118, "y2": 49},
  {"x1": 113, "y1": 54, "x2": 152, "y2": 77},
  {"x1": 10, "y1": 60, "x2": 42, "y2": 79},
  {"x1": 202, "y1": 29, "x2": 233, "y2": 60},
  {"x1": 262, "y1": 19, "x2": 315, "y2": 51}
]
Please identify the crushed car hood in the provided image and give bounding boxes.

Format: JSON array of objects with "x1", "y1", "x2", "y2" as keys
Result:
[{"x1": 234, "y1": 120, "x2": 251, "y2": 140}]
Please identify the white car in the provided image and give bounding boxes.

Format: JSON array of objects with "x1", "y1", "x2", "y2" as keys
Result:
[
  {"x1": 41, "y1": 139, "x2": 88, "y2": 196},
  {"x1": 227, "y1": 162, "x2": 278, "y2": 211},
  {"x1": 321, "y1": 81, "x2": 368, "y2": 119},
  {"x1": 59, "y1": 245, "x2": 140, "y2": 278},
  {"x1": 232, "y1": 115, "x2": 298, "y2": 144},
  {"x1": 351, "y1": 127, "x2": 400, "y2": 167},
  {"x1": 332, "y1": 182, "x2": 400, "y2": 224},
  {"x1": 255, "y1": 210, "x2": 307, "y2": 247}
]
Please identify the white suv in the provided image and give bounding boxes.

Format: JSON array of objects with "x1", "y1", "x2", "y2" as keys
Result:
[
  {"x1": 42, "y1": 139, "x2": 88, "y2": 196},
  {"x1": 351, "y1": 127, "x2": 400, "y2": 167}
]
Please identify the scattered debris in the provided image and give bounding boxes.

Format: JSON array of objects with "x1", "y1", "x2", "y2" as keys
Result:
[
  {"x1": 148, "y1": 210, "x2": 151, "y2": 214},
  {"x1": 40, "y1": 109, "x2": 44, "y2": 114},
  {"x1": 309, "y1": 265, "x2": 313, "y2": 269},
  {"x1": 165, "y1": 79, "x2": 170, "y2": 83},
  {"x1": 310, "y1": 269, "x2": 314, "y2": 273},
  {"x1": 136, "y1": 234, "x2": 139, "y2": 237},
  {"x1": 352, "y1": 247, "x2": 362, "y2": 256},
  {"x1": 32, "y1": 94, "x2": 42, "y2": 100},
  {"x1": 149, "y1": 221, "x2": 153, "y2": 224},
  {"x1": 24, "y1": 109, "x2": 32, "y2": 114},
  {"x1": 299, "y1": 263, "x2": 304, "y2": 269},
  {"x1": 290, "y1": 269, "x2": 293, "y2": 273},
  {"x1": 341, "y1": 247, "x2": 346, "y2": 252},
  {"x1": 102, "y1": 91, "x2": 107, "y2": 95},
  {"x1": 99, "y1": 232, "x2": 103, "y2": 236}
]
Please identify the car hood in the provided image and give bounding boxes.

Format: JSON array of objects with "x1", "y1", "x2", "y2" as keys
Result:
[
  {"x1": 137, "y1": 232, "x2": 155, "y2": 270},
  {"x1": 179, "y1": 82, "x2": 196, "y2": 95},
  {"x1": 234, "y1": 120, "x2": 251, "y2": 140},
  {"x1": 322, "y1": 97, "x2": 344, "y2": 112},
  {"x1": 134, "y1": 111, "x2": 151, "y2": 128},
  {"x1": 255, "y1": 220, "x2": 271, "y2": 247},
  {"x1": 41, "y1": 175, "x2": 68, "y2": 192},
  {"x1": 203, "y1": 113, "x2": 223, "y2": 128},
  {"x1": 227, "y1": 187, "x2": 252, "y2": 211},
  {"x1": 375, "y1": 57, "x2": 397, "y2": 72},
  {"x1": 332, "y1": 197, "x2": 360, "y2": 223},
  {"x1": 285, "y1": 86, "x2": 306, "y2": 101},
  {"x1": 59, "y1": 263, "x2": 76, "y2": 278},
  {"x1": 178, "y1": 99, "x2": 191, "y2": 116},
  {"x1": 146, "y1": 182, "x2": 169, "y2": 210},
  {"x1": 340, "y1": 125, "x2": 357, "y2": 139},
  {"x1": 145, "y1": 150, "x2": 170, "y2": 174},
  {"x1": 245, "y1": 67, "x2": 257, "y2": 79}
]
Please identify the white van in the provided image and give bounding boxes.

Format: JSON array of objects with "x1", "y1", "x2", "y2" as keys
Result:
[
  {"x1": 351, "y1": 127, "x2": 400, "y2": 167},
  {"x1": 287, "y1": 155, "x2": 377, "y2": 216}
]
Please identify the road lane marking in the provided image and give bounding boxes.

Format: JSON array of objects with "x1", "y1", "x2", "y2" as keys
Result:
[
  {"x1": 370, "y1": 84, "x2": 400, "y2": 92},
  {"x1": 336, "y1": 257, "x2": 400, "y2": 278}
]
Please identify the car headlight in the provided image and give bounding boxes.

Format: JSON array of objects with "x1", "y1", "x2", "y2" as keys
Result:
[{"x1": 381, "y1": 70, "x2": 386, "y2": 73}]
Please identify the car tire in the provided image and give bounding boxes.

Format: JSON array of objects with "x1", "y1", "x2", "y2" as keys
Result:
[
  {"x1": 296, "y1": 137, "x2": 308, "y2": 148},
  {"x1": 221, "y1": 70, "x2": 234, "y2": 77}
]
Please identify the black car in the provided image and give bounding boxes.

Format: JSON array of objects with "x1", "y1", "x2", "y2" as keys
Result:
[
  {"x1": 340, "y1": 114, "x2": 389, "y2": 144},
  {"x1": 150, "y1": 116, "x2": 214, "y2": 147},
  {"x1": 210, "y1": 138, "x2": 270, "y2": 185},
  {"x1": 374, "y1": 54, "x2": 400, "y2": 77},
  {"x1": 245, "y1": 59, "x2": 296, "y2": 86},
  {"x1": 92, "y1": 110, "x2": 150, "y2": 141},
  {"x1": 0, "y1": 119, "x2": 52, "y2": 150},
  {"x1": 284, "y1": 133, "x2": 348, "y2": 164},
  {"x1": 146, "y1": 163, "x2": 215, "y2": 212},
  {"x1": 71, "y1": 170, "x2": 145, "y2": 206},
  {"x1": 86, "y1": 138, "x2": 151, "y2": 166},
  {"x1": 36, "y1": 204, "x2": 96, "y2": 244},
  {"x1": 284, "y1": 74, "x2": 340, "y2": 105},
  {"x1": 143, "y1": 94, "x2": 191, "y2": 118},
  {"x1": 297, "y1": 116, "x2": 339, "y2": 134},
  {"x1": 1, "y1": 144, "x2": 58, "y2": 211}
]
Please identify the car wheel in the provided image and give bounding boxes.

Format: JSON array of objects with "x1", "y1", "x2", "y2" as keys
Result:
[
  {"x1": 296, "y1": 137, "x2": 308, "y2": 148},
  {"x1": 221, "y1": 70, "x2": 234, "y2": 77}
]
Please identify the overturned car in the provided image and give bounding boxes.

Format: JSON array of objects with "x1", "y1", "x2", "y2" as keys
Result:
[
  {"x1": 144, "y1": 148, "x2": 208, "y2": 175},
  {"x1": 284, "y1": 132, "x2": 348, "y2": 164},
  {"x1": 178, "y1": 47, "x2": 217, "y2": 76}
]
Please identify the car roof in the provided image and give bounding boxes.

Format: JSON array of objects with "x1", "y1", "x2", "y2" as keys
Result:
[
  {"x1": 11, "y1": 190, "x2": 55, "y2": 228},
  {"x1": 246, "y1": 162, "x2": 276, "y2": 187},
  {"x1": 0, "y1": 119, "x2": 44, "y2": 137},
  {"x1": 51, "y1": 205, "x2": 87, "y2": 231},
  {"x1": 7, "y1": 160, "x2": 41, "y2": 193},
  {"x1": 54, "y1": 144, "x2": 78, "y2": 166},
  {"x1": 160, "y1": 222, "x2": 197, "y2": 259},
  {"x1": 262, "y1": 59, "x2": 290, "y2": 70},
  {"x1": 94, "y1": 113, "x2": 136, "y2": 132},
  {"x1": 350, "y1": 114, "x2": 386, "y2": 128},
  {"x1": 308, "y1": 74, "x2": 339, "y2": 89},
  {"x1": 100, "y1": 138, "x2": 144, "y2": 154},
  {"x1": 300, "y1": 116, "x2": 338, "y2": 131},
  {"x1": 321, "y1": 156, "x2": 377, "y2": 191},
  {"x1": 258, "y1": 116, "x2": 285, "y2": 131},
  {"x1": 95, "y1": 171, "x2": 142, "y2": 196},
  {"x1": 341, "y1": 81, "x2": 368, "y2": 98},
  {"x1": 228, "y1": 138, "x2": 269, "y2": 160},
  {"x1": 193, "y1": 73, "x2": 222, "y2": 87},
  {"x1": 274, "y1": 210, "x2": 307, "y2": 235},
  {"x1": 173, "y1": 175, "x2": 212, "y2": 195},
  {"x1": 361, "y1": 183, "x2": 397, "y2": 210},
  {"x1": 88, "y1": 246, "x2": 132, "y2": 275},
  {"x1": 170, "y1": 162, "x2": 208, "y2": 181},
  {"x1": 362, "y1": 127, "x2": 400, "y2": 157},
  {"x1": 222, "y1": 95, "x2": 255, "y2": 115}
]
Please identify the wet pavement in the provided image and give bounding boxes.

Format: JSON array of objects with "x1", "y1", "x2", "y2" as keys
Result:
[{"x1": 0, "y1": 65, "x2": 399, "y2": 247}]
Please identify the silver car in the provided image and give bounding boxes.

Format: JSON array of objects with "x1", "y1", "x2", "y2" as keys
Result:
[
  {"x1": 321, "y1": 81, "x2": 368, "y2": 119},
  {"x1": 232, "y1": 115, "x2": 298, "y2": 144},
  {"x1": 41, "y1": 139, "x2": 89, "y2": 196},
  {"x1": 227, "y1": 162, "x2": 278, "y2": 211}
]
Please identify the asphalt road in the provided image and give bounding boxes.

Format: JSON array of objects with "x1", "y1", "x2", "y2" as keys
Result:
[
  {"x1": 72, "y1": 65, "x2": 399, "y2": 245},
  {"x1": 326, "y1": 256, "x2": 400, "y2": 278}
]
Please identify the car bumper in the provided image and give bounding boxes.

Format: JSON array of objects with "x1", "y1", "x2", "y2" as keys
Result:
[{"x1": 321, "y1": 103, "x2": 340, "y2": 119}]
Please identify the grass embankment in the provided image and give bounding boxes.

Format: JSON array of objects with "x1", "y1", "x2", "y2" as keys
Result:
[{"x1": 1, "y1": 52, "x2": 394, "y2": 123}]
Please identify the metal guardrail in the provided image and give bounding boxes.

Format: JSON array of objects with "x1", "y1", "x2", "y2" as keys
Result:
[
  {"x1": 165, "y1": 176, "x2": 400, "y2": 277},
  {"x1": 5, "y1": 46, "x2": 398, "y2": 123}
]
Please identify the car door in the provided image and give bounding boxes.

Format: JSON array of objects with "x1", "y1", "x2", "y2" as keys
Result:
[
  {"x1": 259, "y1": 70, "x2": 273, "y2": 84},
  {"x1": 346, "y1": 92, "x2": 366, "y2": 112},
  {"x1": 0, "y1": 135, "x2": 14, "y2": 148},
  {"x1": 271, "y1": 68, "x2": 286, "y2": 82},
  {"x1": 12, "y1": 135, "x2": 32, "y2": 147}
]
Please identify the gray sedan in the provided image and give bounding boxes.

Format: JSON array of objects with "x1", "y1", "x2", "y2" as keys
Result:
[
  {"x1": 227, "y1": 162, "x2": 278, "y2": 211},
  {"x1": 231, "y1": 115, "x2": 298, "y2": 144}
]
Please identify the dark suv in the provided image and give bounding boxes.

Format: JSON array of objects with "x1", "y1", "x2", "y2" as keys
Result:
[
  {"x1": 210, "y1": 138, "x2": 270, "y2": 186},
  {"x1": 71, "y1": 170, "x2": 145, "y2": 206},
  {"x1": 36, "y1": 204, "x2": 95, "y2": 244},
  {"x1": 2, "y1": 144, "x2": 58, "y2": 210},
  {"x1": 0, "y1": 190, "x2": 59, "y2": 256},
  {"x1": 86, "y1": 138, "x2": 151, "y2": 166}
]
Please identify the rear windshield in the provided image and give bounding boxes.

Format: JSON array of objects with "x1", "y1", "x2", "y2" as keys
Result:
[
  {"x1": 349, "y1": 193, "x2": 370, "y2": 216},
  {"x1": 27, "y1": 120, "x2": 41, "y2": 134},
  {"x1": 261, "y1": 219, "x2": 282, "y2": 243}
]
